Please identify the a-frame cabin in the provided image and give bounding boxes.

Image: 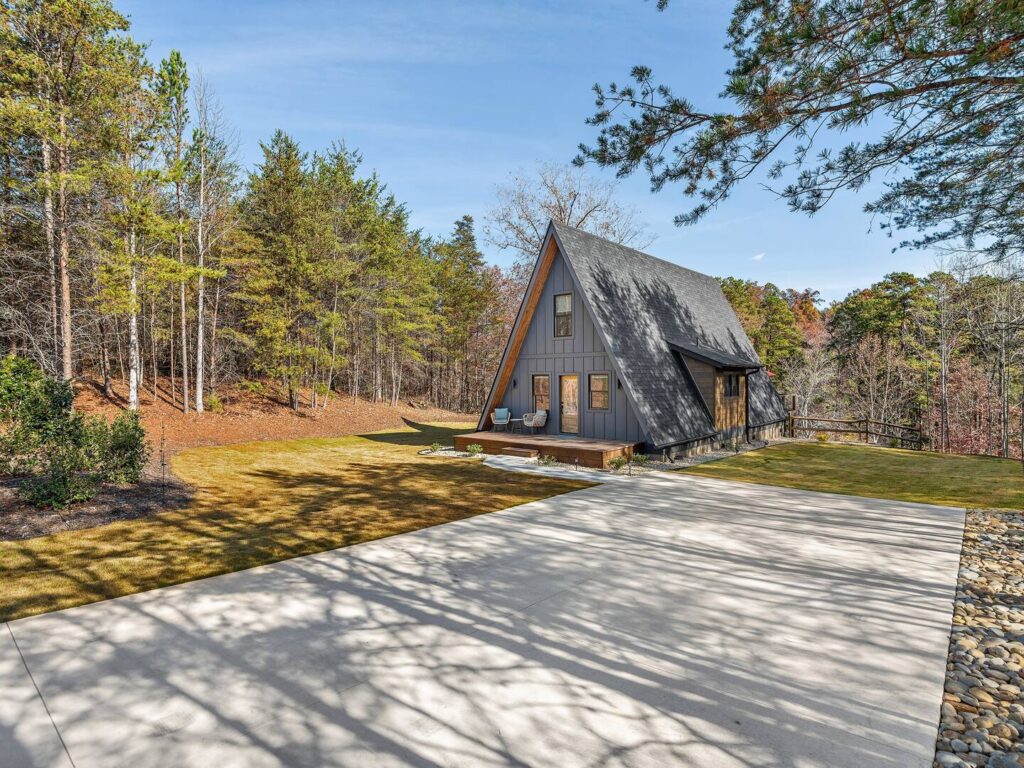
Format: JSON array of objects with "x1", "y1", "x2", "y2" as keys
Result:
[{"x1": 456, "y1": 221, "x2": 788, "y2": 464}]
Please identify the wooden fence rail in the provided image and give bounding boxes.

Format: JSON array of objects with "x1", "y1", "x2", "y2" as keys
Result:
[{"x1": 787, "y1": 415, "x2": 923, "y2": 449}]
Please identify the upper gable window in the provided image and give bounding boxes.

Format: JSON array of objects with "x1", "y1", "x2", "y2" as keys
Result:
[
  {"x1": 554, "y1": 293, "x2": 573, "y2": 337},
  {"x1": 724, "y1": 373, "x2": 741, "y2": 398}
]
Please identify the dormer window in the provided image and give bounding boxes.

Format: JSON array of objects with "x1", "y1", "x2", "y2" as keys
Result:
[{"x1": 554, "y1": 293, "x2": 572, "y2": 337}]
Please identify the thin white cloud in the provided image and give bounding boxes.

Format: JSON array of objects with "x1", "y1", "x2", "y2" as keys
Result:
[{"x1": 751, "y1": 252, "x2": 765, "y2": 261}]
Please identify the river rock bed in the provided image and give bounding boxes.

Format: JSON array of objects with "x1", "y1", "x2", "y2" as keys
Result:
[{"x1": 935, "y1": 509, "x2": 1024, "y2": 768}]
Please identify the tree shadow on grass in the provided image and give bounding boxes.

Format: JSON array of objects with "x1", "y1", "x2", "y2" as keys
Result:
[
  {"x1": 0, "y1": 455, "x2": 584, "y2": 622},
  {"x1": 358, "y1": 419, "x2": 475, "y2": 448}
]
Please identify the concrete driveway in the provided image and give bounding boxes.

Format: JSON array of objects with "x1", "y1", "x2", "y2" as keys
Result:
[{"x1": 1, "y1": 473, "x2": 963, "y2": 768}]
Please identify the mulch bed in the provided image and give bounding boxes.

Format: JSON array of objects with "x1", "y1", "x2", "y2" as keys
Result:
[
  {"x1": 0, "y1": 470, "x2": 192, "y2": 541},
  {"x1": 935, "y1": 509, "x2": 1024, "y2": 767}
]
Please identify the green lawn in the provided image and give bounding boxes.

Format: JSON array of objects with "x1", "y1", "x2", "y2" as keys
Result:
[
  {"x1": 684, "y1": 441, "x2": 1024, "y2": 509},
  {"x1": 0, "y1": 422, "x2": 589, "y2": 622}
]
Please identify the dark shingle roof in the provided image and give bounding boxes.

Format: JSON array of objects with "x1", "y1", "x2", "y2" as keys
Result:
[
  {"x1": 667, "y1": 340, "x2": 761, "y2": 371},
  {"x1": 550, "y1": 221, "x2": 787, "y2": 446}
]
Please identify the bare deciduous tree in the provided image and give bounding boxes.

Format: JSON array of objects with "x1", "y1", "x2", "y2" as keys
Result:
[
  {"x1": 484, "y1": 163, "x2": 653, "y2": 284},
  {"x1": 189, "y1": 74, "x2": 237, "y2": 412}
]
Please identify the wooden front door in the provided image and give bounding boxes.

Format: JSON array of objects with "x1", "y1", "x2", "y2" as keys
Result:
[{"x1": 559, "y1": 374, "x2": 579, "y2": 434}]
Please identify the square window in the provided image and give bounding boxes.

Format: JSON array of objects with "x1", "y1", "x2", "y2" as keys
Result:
[{"x1": 589, "y1": 373, "x2": 610, "y2": 410}]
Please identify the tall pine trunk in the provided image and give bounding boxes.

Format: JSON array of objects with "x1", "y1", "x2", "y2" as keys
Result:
[
  {"x1": 178, "y1": 182, "x2": 190, "y2": 413},
  {"x1": 194, "y1": 143, "x2": 206, "y2": 413},
  {"x1": 41, "y1": 140, "x2": 60, "y2": 373},
  {"x1": 99, "y1": 315, "x2": 113, "y2": 398},
  {"x1": 209, "y1": 279, "x2": 220, "y2": 396},
  {"x1": 128, "y1": 226, "x2": 140, "y2": 410},
  {"x1": 56, "y1": 119, "x2": 73, "y2": 380},
  {"x1": 324, "y1": 289, "x2": 339, "y2": 409},
  {"x1": 150, "y1": 291, "x2": 158, "y2": 402},
  {"x1": 169, "y1": 300, "x2": 176, "y2": 405}
]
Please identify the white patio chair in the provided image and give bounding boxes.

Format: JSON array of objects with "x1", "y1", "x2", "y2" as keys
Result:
[{"x1": 523, "y1": 409, "x2": 547, "y2": 434}]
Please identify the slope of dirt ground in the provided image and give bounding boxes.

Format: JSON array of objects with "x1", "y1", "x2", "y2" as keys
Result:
[
  {"x1": 1, "y1": 377, "x2": 475, "y2": 540},
  {"x1": 75, "y1": 377, "x2": 474, "y2": 455}
]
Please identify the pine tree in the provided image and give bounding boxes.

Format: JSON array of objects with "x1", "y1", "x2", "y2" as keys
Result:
[
  {"x1": 579, "y1": 1, "x2": 1024, "y2": 262},
  {"x1": 155, "y1": 49, "x2": 190, "y2": 410},
  {"x1": 0, "y1": 0, "x2": 142, "y2": 380},
  {"x1": 238, "y1": 130, "x2": 313, "y2": 410},
  {"x1": 432, "y1": 216, "x2": 488, "y2": 411}
]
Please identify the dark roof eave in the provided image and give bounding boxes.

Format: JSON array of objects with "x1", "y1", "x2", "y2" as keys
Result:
[{"x1": 668, "y1": 341, "x2": 762, "y2": 372}]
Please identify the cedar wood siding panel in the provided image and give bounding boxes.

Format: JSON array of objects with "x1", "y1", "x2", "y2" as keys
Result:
[
  {"x1": 503, "y1": 249, "x2": 646, "y2": 443},
  {"x1": 714, "y1": 372, "x2": 747, "y2": 440},
  {"x1": 682, "y1": 356, "x2": 715, "y2": 413}
]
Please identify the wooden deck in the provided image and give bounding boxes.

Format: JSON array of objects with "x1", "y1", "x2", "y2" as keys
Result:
[{"x1": 453, "y1": 432, "x2": 639, "y2": 469}]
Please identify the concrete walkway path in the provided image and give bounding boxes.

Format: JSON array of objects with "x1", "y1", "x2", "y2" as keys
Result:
[{"x1": 1, "y1": 474, "x2": 963, "y2": 768}]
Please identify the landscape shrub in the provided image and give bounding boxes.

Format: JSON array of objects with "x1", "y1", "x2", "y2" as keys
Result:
[
  {"x1": 465, "y1": 443, "x2": 483, "y2": 455},
  {"x1": 815, "y1": 432, "x2": 830, "y2": 443},
  {"x1": 206, "y1": 392, "x2": 225, "y2": 413},
  {"x1": 238, "y1": 379, "x2": 264, "y2": 395},
  {"x1": 430, "y1": 442, "x2": 443, "y2": 453},
  {"x1": 631, "y1": 453, "x2": 649, "y2": 466},
  {"x1": 609, "y1": 456, "x2": 628, "y2": 471},
  {"x1": 0, "y1": 356, "x2": 151, "y2": 507},
  {"x1": 539, "y1": 454, "x2": 557, "y2": 465},
  {"x1": 22, "y1": 441, "x2": 98, "y2": 508},
  {"x1": 0, "y1": 355, "x2": 46, "y2": 415},
  {"x1": 99, "y1": 411, "x2": 150, "y2": 484}
]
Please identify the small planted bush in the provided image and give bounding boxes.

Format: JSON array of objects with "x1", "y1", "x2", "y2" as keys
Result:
[
  {"x1": 465, "y1": 443, "x2": 483, "y2": 456},
  {"x1": 631, "y1": 453, "x2": 650, "y2": 466},
  {"x1": 0, "y1": 356, "x2": 151, "y2": 508},
  {"x1": 608, "y1": 456, "x2": 628, "y2": 472},
  {"x1": 99, "y1": 411, "x2": 150, "y2": 484},
  {"x1": 539, "y1": 454, "x2": 557, "y2": 466},
  {"x1": 206, "y1": 392, "x2": 225, "y2": 413},
  {"x1": 816, "y1": 432, "x2": 830, "y2": 443},
  {"x1": 430, "y1": 442, "x2": 443, "y2": 453}
]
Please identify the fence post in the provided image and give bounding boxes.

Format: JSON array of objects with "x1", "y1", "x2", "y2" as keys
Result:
[{"x1": 863, "y1": 418, "x2": 869, "y2": 443}]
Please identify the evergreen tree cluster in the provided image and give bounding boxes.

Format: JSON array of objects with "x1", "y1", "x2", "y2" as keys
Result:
[{"x1": 0, "y1": 0, "x2": 511, "y2": 415}]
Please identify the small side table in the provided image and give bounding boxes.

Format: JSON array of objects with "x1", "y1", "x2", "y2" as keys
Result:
[{"x1": 508, "y1": 418, "x2": 524, "y2": 434}]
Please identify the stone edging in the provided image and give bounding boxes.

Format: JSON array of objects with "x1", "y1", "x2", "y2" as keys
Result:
[{"x1": 935, "y1": 509, "x2": 1024, "y2": 768}]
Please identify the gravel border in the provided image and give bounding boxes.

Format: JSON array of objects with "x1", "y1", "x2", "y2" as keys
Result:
[
  {"x1": 418, "y1": 448, "x2": 480, "y2": 459},
  {"x1": 420, "y1": 438, "x2": 780, "y2": 479},
  {"x1": 935, "y1": 509, "x2": 1024, "y2": 768}
]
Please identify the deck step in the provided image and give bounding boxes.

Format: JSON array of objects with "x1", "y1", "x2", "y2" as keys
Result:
[{"x1": 501, "y1": 447, "x2": 540, "y2": 459}]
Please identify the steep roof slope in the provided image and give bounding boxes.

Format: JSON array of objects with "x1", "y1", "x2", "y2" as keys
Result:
[{"x1": 550, "y1": 221, "x2": 787, "y2": 446}]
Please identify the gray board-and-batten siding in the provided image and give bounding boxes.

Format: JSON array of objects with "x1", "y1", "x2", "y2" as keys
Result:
[{"x1": 500, "y1": 248, "x2": 647, "y2": 443}]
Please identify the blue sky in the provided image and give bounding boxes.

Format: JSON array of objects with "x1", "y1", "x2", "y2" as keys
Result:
[{"x1": 121, "y1": 0, "x2": 941, "y2": 302}]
